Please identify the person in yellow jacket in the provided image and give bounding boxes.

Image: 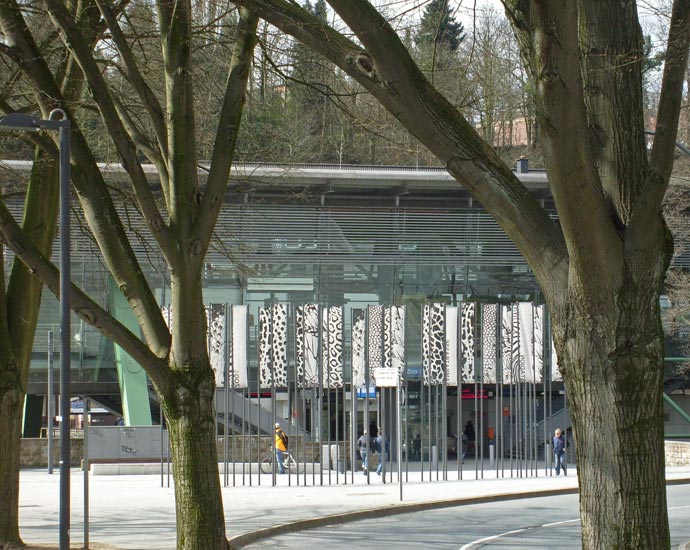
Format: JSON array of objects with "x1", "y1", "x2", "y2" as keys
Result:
[{"x1": 274, "y1": 423, "x2": 288, "y2": 474}]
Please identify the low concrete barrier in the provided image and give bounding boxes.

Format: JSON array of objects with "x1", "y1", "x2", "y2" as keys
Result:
[
  {"x1": 665, "y1": 440, "x2": 690, "y2": 466},
  {"x1": 91, "y1": 462, "x2": 324, "y2": 475}
]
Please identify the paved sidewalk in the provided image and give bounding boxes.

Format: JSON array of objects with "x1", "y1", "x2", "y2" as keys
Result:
[{"x1": 17, "y1": 466, "x2": 690, "y2": 550}]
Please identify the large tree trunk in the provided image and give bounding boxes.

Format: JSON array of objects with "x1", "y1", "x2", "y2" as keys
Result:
[
  {"x1": 0, "y1": 149, "x2": 60, "y2": 548},
  {"x1": 555, "y1": 237, "x2": 671, "y2": 549},
  {"x1": 569, "y1": 344, "x2": 668, "y2": 549},
  {"x1": 158, "y1": 271, "x2": 226, "y2": 550},
  {"x1": 0, "y1": 385, "x2": 24, "y2": 549},
  {"x1": 162, "y1": 373, "x2": 226, "y2": 550}
]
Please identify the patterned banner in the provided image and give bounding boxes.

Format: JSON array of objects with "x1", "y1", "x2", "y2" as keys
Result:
[
  {"x1": 481, "y1": 304, "x2": 499, "y2": 383},
  {"x1": 296, "y1": 304, "x2": 319, "y2": 387},
  {"x1": 501, "y1": 304, "x2": 518, "y2": 384},
  {"x1": 351, "y1": 308, "x2": 368, "y2": 387},
  {"x1": 517, "y1": 303, "x2": 544, "y2": 383},
  {"x1": 367, "y1": 305, "x2": 384, "y2": 371},
  {"x1": 259, "y1": 304, "x2": 288, "y2": 388},
  {"x1": 321, "y1": 306, "x2": 344, "y2": 388},
  {"x1": 461, "y1": 303, "x2": 476, "y2": 383},
  {"x1": 229, "y1": 305, "x2": 248, "y2": 388},
  {"x1": 384, "y1": 306, "x2": 406, "y2": 380},
  {"x1": 422, "y1": 303, "x2": 445, "y2": 386},
  {"x1": 162, "y1": 304, "x2": 232, "y2": 387},
  {"x1": 206, "y1": 303, "x2": 226, "y2": 388},
  {"x1": 445, "y1": 306, "x2": 459, "y2": 386}
]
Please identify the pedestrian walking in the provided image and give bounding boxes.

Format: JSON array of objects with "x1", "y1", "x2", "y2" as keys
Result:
[
  {"x1": 274, "y1": 423, "x2": 288, "y2": 474},
  {"x1": 553, "y1": 428, "x2": 567, "y2": 476},
  {"x1": 357, "y1": 430, "x2": 370, "y2": 474},
  {"x1": 375, "y1": 428, "x2": 389, "y2": 478}
]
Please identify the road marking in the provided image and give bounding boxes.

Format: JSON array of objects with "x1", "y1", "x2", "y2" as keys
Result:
[
  {"x1": 459, "y1": 518, "x2": 580, "y2": 550},
  {"x1": 459, "y1": 528, "x2": 530, "y2": 550},
  {"x1": 542, "y1": 518, "x2": 580, "y2": 528},
  {"x1": 461, "y1": 504, "x2": 690, "y2": 548}
]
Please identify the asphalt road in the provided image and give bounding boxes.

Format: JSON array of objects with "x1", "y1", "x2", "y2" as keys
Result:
[{"x1": 243, "y1": 485, "x2": 690, "y2": 549}]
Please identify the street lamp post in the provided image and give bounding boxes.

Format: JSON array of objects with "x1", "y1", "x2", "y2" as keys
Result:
[{"x1": 0, "y1": 110, "x2": 71, "y2": 550}]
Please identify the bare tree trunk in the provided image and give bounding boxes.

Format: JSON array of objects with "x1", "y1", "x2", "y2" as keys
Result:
[
  {"x1": 0, "y1": 385, "x2": 23, "y2": 549},
  {"x1": 555, "y1": 247, "x2": 671, "y2": 549},
  {"x1": 0, "y1": 148, "x2": 60, "y2": 548},
  {"x1": 162, "y1": 374, "x2": 226, "y2": 550},
  {"x1": 569, "y1": 342, "x2": 668, "y2": 549}
]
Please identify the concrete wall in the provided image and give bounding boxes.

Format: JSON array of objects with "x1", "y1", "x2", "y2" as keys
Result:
[
  {"x1": 20, "y1": 438, "x2": 83, "y2": 468},
  {"x1": 665, "y1": 440, "x2": 690, "y2": 466},
  {"x1": 20, "y1": 434, "x2": 327, "y2": 467}
]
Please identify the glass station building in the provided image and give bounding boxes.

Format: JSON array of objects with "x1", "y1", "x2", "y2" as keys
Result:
[{"x1": 6, "y1": 161, "x2": 689, "y2": 447}]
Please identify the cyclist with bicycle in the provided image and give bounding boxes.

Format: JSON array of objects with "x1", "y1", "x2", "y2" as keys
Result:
[{"x1": 274, "y1": 423, "x2": 288, "y2": 474}]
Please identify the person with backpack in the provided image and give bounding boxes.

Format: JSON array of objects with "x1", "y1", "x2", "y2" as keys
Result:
[{"x1": 274, "y1": 423, "x2": 288, "y2": 474}]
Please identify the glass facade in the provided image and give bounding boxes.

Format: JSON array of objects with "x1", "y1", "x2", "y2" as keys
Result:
[{"x1": 0, "y1": 165, "x2": 595, "y2": 430}]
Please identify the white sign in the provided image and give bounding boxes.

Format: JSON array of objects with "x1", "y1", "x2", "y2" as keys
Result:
[{"x1": 374, "y1": 367, "x2": 399, "y2": 387}]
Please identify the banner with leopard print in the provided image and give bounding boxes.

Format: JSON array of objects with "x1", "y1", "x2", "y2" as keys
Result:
[
  {"x1": 446, "y1": 304, "x2": 475, "y2": 386},
  {"x1": 461, "y1": 302, "x2": 476, "y2": 383},
  {"x1": 351, "y1": 308, "x2": 374, "y2": 388},
  {"x1": 482, "y1": 303, "x2": 498, "y2": 383},
  {"x1": 422, "y1": 303, "x2": 445, "y2": 386},
  {"x1": 367, "y1": 305, "x2": 384, "y2": 371},
  {"x1": 321, "y1": 306, "x2": 344, "y2": 388},
  {"x1": 259, "y1": 304, "x2": 288, "y2": 388}
]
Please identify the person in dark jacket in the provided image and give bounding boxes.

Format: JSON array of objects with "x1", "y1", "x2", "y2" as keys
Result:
[
  {"x1": 464, "y1": 420, "x2": 476, "y2": 456},
  {"x1": 375, "y1": 428, "x2": 389, "y2": 477},
  {"x1": 553, "y1": 428, "x2": 567, "y2": 476}
]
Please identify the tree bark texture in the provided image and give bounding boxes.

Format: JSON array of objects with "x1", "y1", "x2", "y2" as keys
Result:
[
  {"x1": 556, "y1": 240, "x2": 671, "y2": 549},
  {"x1": 160, "y1": 366, "x2": 226, "y2": 550},
  {"x1": 0, "y1": 147, "x2": 61, "y2": 550},
  {"x1": 0, "y1": 386, "x2": 23, "y2": 549}
]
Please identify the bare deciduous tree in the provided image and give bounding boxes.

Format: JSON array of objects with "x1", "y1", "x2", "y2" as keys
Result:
[
  {"x1": 224, "y1": 0, "x2": 690, "y2": 547},
  {"x1": 0, "y1": 1, "x2": 258, "y2": 548}
]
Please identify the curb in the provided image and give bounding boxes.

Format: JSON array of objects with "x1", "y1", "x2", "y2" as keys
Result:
[{"x1": 227, "y1": 477, "x2": 690, "y2": 549}]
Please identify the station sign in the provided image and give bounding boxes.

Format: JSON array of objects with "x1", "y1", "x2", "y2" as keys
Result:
[{"x1": 374, "y1": 367, "x2": 399, "y2": 387}]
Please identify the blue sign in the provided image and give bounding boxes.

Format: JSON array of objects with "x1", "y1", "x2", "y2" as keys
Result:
[
  {"x1": 356, "y1": 386, "x2": 377, "y2": 398},
  {"x1": 406, "y1": 366, "x2": 422, "y2": 379}
]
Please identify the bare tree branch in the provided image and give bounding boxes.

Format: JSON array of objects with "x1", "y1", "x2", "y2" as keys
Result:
[
  {"x1": 193, "y1": 8, "x2": 259, "y2": 265},
  {"x1": 0, "y1": 198, "x2": 171, "y2": 388},
  {"x1": 44, "y1": 0, "x2": 180, "y2": 266}
]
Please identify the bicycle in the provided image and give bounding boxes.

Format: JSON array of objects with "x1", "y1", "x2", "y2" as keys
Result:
[{"x1": 260, "y1": 449, "x2": 300, "y2": 474}]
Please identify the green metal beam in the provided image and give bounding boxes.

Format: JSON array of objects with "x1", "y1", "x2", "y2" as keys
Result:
[
  {"x1": 109, "y1": 277, "x2": 152, "y2": 426},
  {"x1": 663, "y1": 393, "x2": 690, "y2": 426}
]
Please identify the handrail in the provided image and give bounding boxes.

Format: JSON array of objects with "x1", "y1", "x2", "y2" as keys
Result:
[{"x1": 663, "y1": 393, "x2": 690, "y2": 426}]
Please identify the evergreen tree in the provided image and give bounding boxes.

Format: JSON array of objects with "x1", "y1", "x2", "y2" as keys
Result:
[{"x1": 415, "y1": 0, "x2": 464, "y2": 52}]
